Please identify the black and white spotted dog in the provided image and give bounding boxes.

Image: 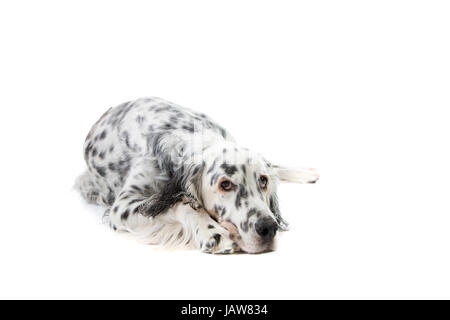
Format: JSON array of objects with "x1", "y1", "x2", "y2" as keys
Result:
[{"x1": 76, "y1": 97, "x2": 319, "y2": 253}]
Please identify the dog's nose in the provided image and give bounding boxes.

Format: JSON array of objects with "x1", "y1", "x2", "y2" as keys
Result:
[{"x1": 255, "y1": 217, "x2": 278, "y2": 243}]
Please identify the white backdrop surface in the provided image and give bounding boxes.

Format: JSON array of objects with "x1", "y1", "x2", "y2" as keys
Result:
[{"x1": 0, "y1": 1, "x2": 449, "y2": 299}]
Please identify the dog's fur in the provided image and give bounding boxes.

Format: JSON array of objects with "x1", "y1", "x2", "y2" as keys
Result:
[{"x1": 76, "y1": 97, "x2": 319, "y2": 253}]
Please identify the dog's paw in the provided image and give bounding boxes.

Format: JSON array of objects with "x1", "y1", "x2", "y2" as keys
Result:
[{"x1": 198, "y1": 225, "x2": 240, "y2": 254}]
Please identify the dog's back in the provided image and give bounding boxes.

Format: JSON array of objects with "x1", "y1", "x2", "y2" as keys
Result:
[{"x1": 78, "y1": 97, "x2": 232, "y2": 206}]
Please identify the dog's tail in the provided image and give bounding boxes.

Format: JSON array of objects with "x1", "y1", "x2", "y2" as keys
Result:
[
  {"x1": 273, "y1": 166, "x2": 320, "y2": 184},
  {"x1": 74, "y1": 170, "x2": 105, "y2": 205}
]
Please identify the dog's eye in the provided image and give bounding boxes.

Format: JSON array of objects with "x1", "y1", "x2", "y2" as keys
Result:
[
  {"x1": 220, "y1": 179, "x2": 234, "y2": 192},
  {"x1": 259, "y1": 175, "x2": 268, "y2": 189}
]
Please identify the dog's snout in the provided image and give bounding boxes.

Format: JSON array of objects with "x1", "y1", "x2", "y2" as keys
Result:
[{"x1": 255, "y1": 217, "x2": 278, "y2": 243}]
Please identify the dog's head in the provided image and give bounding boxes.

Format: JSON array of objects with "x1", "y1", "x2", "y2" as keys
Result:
[{"x1": 188, "y1": 144, "x2": 319, "y2": 253}]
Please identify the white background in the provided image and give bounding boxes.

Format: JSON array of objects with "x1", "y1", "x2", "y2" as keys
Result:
[{"x1": 0, "y1": 0, "x2": 449, "y2": 299}]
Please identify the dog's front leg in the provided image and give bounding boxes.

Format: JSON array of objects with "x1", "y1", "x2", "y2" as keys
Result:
[
  {"x1": 107, "y1": 158, "x2": 166, "y2": 233},
  {"x1": 109, "y1": 189, "x2": 239, "y2": 253}
]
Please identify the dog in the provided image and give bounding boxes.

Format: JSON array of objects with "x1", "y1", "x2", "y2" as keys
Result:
[{"x1": 76, "y1": 97, "x2": 319, "y2": 253}]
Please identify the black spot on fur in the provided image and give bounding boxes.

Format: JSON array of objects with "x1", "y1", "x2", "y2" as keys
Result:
[
  {"x1": 169, "y1": 116, "x2": 178, "y2": 123},
  {"x1": 106, "y1": 190, "x2": 115, "y2": 206},
  {"x1": 84, "y1": 143, "x2": 93, "y2": 160},
  {"x1": 182, "y1": 124, "x2": 195, "y2": 132},
  {"x1": 95, "y1": 166, "x2": 106, "y2": 177},
  {"x1": 210, "y1": 173, "x2": 220, "y2": 186},
  {"x1": 115, "y1": 155, "x2": 131, "y2": 177},
  {"x1": 221, "y1": 164, "x2": 238, "y2": 176},
  {"x1": 153, "y1": 105, "x2": 171, "y2": 113},
  {"x1": 129, "y1": 198, "x2": 142, "y2": 205},
  {"x1": 122, "y1": 131, "x2": 132, "y2": 149},
  {"x1": 131, "y1": 185, "x2": 142, "y2": 193},
  {"x1": 213, "y1": 234, "x2": 221, "y2": 245},
  {"x1": 219, "y1": 127, "x2": 227, "y2": 138},
  {"x1": 99, "y1": 130, "x2": 107, "y2": 140},
  {"x1": 207, "y1": 224, "x2": 214, "y2": 229},
  {"x1": 214, "y1": 205, "x2": 226, "y2": 217},
  {"x1": 207, "y1": 158, "x2": 218, "y2": 174},
  {"x1": 136, "y1": 115, "x2": 146, "y2": 124},
  {"x1": 163, "y1": 123, "x2": 175, "y2": 130},
  {"x1": 235, "y1": 185, "x2": 248, "y2": 208},
  {"x1": 192, "y1": 164, "x2": 201, "y2": 175},
  {"x1": 247, "y1": 208, "x2": 258, "y2": 219},
  {"x1": 121, "y1": 209, "x2": 130, "y2": 221}
]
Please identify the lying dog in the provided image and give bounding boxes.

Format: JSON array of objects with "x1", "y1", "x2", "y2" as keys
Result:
[{"x1": 76, "y1": 97, "x2": 319, "y2": 253}]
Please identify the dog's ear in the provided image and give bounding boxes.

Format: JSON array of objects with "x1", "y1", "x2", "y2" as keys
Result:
[
  {"x1": 140, "y1": 163, "x2": 205, "y2": 217},
  {"x1": 184, "y1": 162, "x2": 205, "y2": 209},
  {"x1": 268, "y1": 193, "x2": 288, "y2": 231},
  {"x1": 272, "y1": 165, "x2": 320, "y2": 184}
]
